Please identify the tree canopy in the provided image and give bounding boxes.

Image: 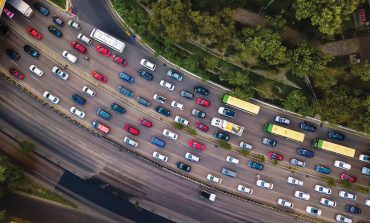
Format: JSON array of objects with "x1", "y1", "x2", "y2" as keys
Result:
[
  {"x1": 283, "y1": 90, "x2": 313, "y2": 116},
  {"x1": 351, "y1": 60, "x2": 370, "y2": 82},
  {"x1": 0, "y1": 155, "x2": 23, "y2": 197}
]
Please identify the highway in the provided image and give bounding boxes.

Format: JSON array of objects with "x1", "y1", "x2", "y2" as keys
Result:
[{"x1": 0, "y1": 0, "x2": 369, "y2": 222}]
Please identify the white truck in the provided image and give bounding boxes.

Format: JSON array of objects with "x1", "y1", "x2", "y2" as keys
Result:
[
  {"x1": 211, "y1": 117, "x2": 244, "y2": 136},
  {"x1": 7, "y1": 0, "x2": 33, "y2": 17}
]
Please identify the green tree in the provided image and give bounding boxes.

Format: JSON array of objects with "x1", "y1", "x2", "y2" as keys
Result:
[
  {"x1": 255, "y1": 81, "x2": 278, "y2": 100},
  {"x1": 204, "y1": 57, "x2": 220, "y2": 71},
  {"x1": 239, "y1": 149, "x2": 250, "y2": 157},
  {"x1": 349, "y1": 96, "x2": 370, "y2": 134},
  {"x1": 312, "y1": 68, "x2": 339, "y2": 91},
  {"x1": 326, "y1": 177, "x2": 336, "y2": 187},
  {"x1": 230, "y1": 87, "x2": 254, "y2": 101},
  {"x1": 339, "y1": 180, "x2": 352, "y2": 189},
  {"x1": 227, "y1": 71, "x2": 250, "y2": 86},
  {"x1": 283, "y1": 90, "x2": 313, "y2": 116},
  {"x1": 172, "y1": 122, "x2": 184, "y2": 130},
  {"x1": 351, "y1": 60, "x2": 370, "y2": 82},
  {"x1": 266, "y1": 15, "x2": 286, "y2": 31},
  {"x1": 0, "y1": 155, "x2": 23, "y2": 197},
  {"x1": 0, "y1": 209, "x2": 9, "y2": 223},
  {"x1": 19, "y1": 141, "x2": 36, "y2": 155},
  {"x1": 218, "y1": 140, "x2": 232, "y2": 150}
]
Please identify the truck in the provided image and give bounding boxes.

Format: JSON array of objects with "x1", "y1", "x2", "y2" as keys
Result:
[
  {"x1": 7, "y1": 0, "x2": 33, "y2": 17},
  {"x1": 211, "y1": 117, "x2": 244, "y2": 136},
  {"x1": 92, "y1": 120, "x2": 110, "y2": 134}
]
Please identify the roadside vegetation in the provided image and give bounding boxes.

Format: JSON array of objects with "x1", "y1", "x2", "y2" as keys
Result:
[{"x1": 49, "y1": 0, "x2": 67, "y2": 9}]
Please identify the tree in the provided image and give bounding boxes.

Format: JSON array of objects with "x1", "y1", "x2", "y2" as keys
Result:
[
  {"x1": 283, "y1": 90, "x2": 313, "y2": 116},
  {"x1": 266, "y1": 15, "x2": 286, "y2": 31},
  {"x1": 19, "y1": 141, "x2": 36, "y2": 155},
  {"x1": 172, "y1": 122, "x2": 184, "y2": 130},
  {"x1": 326, "y1": 177, "x2": 336, "y2": 187},
  {"x1": 218, "y1": 140, "x2": 232, "y2": 150},
  {"x1": 227, "y1": 71, "x2": 250, "y2": 86},
  {"x1": 312, "y1": 68, "x2": 339, "y2": 91},
  {"x1": 0, "y1": 209, "x2": 10, "y2": 223},
  {"x1": 230, "y1": 87, "x2": 254, "y2": 101},
  {"x1": 204, "y1": 57, "x2": 220, "y2": 71},
  {"x1": 255, "y1": 81, "x2": 278, "y2": 100},
  {"x1": 0, "y1": 155, "x2": 23, "y2": 197},
  {"x1": 349, "y1": 96, "x2": 370, "y2": 134},
  {"x1": 351, "y1": 60, "x2": 370, "y2": 82}
]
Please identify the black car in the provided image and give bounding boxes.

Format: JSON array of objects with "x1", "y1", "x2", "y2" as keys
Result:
[
  {"x1": 297, "y1": 148, "x2": 314, "y2": 158},
  {"x1": 155, "y1": 106, "x2": 171, "y2": 117},
  {"x1": 176, "y1": 162, "x2": 191, "y2": 172},
  {"x1": 180, "y1": 90, "x2": 194, "y2": 100},
  {"x1": 6, "y1": 49, "x2": 20, "y2": 61},
  {"x1": 52, "y1": 16, "x2": 64, "y2": 27},
  {"x1": 194, "y1": 86, "x2": 209, "y2": 96},
  {"x1": 137, "y1": 69, "x2": 153, "y2": 81},
  {"x1": 248, "y1": 161, "x2": 264, "y2": 170},
  {"x1": 345, "y1": 205, "x2": 361, "y2": 214},
  {"x1": 191, "y1": 108, "x2": 206, "y2": 118},
  {"x1": 71, "y1": 94, "x2": 86, "y2": 105},
  {"x1": 48, "y1": 25, "x2": 63, "y2": 38},
  {"x1": 34, "y1": 3, "x2": 49, "y2": 16},
  {"x1": 215, "y1": 131, "x2": 230, "y2": 141},
  {"x1": 299, "y1": 122, "x2": 316, "y2": 132},
  {"x1": 111, "y1": 103, "x2": 125, "y2": 114},
  {"x1": 24, "y1": 45, "x2": 40, "y2": 58},
  {"x1": 328, "y1": 131, "x2": 345, "y2": 141},
  {"x1": 218, "y1": 107, "x2": 236, "y2": 118}
]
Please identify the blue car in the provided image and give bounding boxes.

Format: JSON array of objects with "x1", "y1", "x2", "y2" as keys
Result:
[
  {"x1": 345, "y1": 205, "x2": 361, "y2": 214},
  {"x1": 299, "y1": 122, "x2": 316, "y2": 132},
  {"x1": 34, "y1": 3, "x2": 49, "y2": 16},
  {"x1": 48, "y1": 25, "x2": 63, "y2": 38},
  {"x1": 315, "y1": 165, "x2": 331, "y2": 174},
  {"x1": 136, "y1": 97, "x2": 151, "y2": 107},
  {"x1": 137, "y1": 69, "x2": 153, "y2": 81},
  {"x1": 215, "y1": 131, "x2": 230, "y2": 141},
  {"x1": 96, "y1": 108, "x2": 111, "y2": 120},
  {"x1": 248, "y1": 160, "x2": 264, "y2": 170},
  {"x1": 24, "y1": 45, "x2": 40, "y2": 58},
  {"x1": 111, "y1": 103, "x2": 125, "y2": 114},
  {"x1": 118, "y1": 72, "x2": 134, "y2": 84},
  {"x1": 72, "y1": 94, "x2": 86, "y2": 105},
  {"x1": 117, "y1": 86, "x2": 134, "y2": 97},
  {"x1": 328, "y1": 131, "x2": 345, "y2": 141},
  {"x1": 155, "y1": 106, "x2": 171, "y2": 117},
  {"x1": 297, "y1": 148, "x2": 314, "y2": 158}
]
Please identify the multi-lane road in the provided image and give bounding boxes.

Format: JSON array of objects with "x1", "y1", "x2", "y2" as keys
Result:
[{"x1": 1, "y1": 0, "x2": 369, "y2": 222}]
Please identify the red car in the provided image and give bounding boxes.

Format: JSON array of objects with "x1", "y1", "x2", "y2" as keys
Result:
[
  {"x1": 91, "y1": 71, "x2": 108, "y2": 83},
  {"x1": 124, "y1": 124, "x2": 140, "y2": 136},
  {"x1": 27, "y1": 26, "x2": 42, "y2": 40},
  {"x1": 95, "y1": 45, "x2": 111, "y2": 57},
  {"x1": 267, "y1": 152, "x2": 283, "y2": 161},
  {"x1": 71, "y1": 41, "x2": 87, "y2": 54},
  {"x1": 340, "y1": 173, "x2": 356, "y2": 183},
  {"x1": 139, "y1": 118, "x2": 152, "y2": 128},
  {"x1": 9, "y1": 68, "x2": 24, "y2": 80},
  {"x1": 195, "y1": 121, "x2": 209, "y2": 132},
  {"x1": 187, "y1": 140, "x2": 205, "y2": 151},
  {"x1": 196, "y1": 98, "x2": 210, "y2": 107},
  {"x1": 112, "y1": 55, "x2": 127, "y2": 66}
]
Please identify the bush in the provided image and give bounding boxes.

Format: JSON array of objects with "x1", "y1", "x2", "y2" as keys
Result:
[
  {"x1": 19, "y1": 141, "x2": 36, "y2": 155},
  {"x1": 272, "y1": 159, "x2": 278, "y2": 165},
  {"x1": 218, "y1": 140, "x2": 232, "y2": 150},
  {"x1": 339, "y1": 180, "x2": 352, "y2": 189},
  {"x1": 185, "y1": 127, "x2": 197, "y2": 136},
  {"x1": 172, "y1": 122, "x2": 184, "y2": 130},
  {"x1": 355, "y1": 185, "x2": 370, "y2": 194},
  {"x1": 256, "y1": 154, "x2": 265, "y2": 162},
  {"x1": 326, "y1": 177, "x2": 336, "y2": 187},
  {"x1": 239, "y1": 149, "x2": 250, "y2": 157}
]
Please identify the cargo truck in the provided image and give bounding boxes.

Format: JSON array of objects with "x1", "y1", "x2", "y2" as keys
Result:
[{"x1": 7, "y1": 0, "x2": 33, "y2": 17}]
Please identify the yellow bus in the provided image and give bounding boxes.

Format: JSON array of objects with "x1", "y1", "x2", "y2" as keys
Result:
[
  {"x1": 264, "y1": 123, "x2": 305, "y2": 142},
  {"x1": 312, "y1": 139, "x2": 355, "y2": 158},
  {"x1": 222, "y1": 95, "x2": 260, "y2": 115}
]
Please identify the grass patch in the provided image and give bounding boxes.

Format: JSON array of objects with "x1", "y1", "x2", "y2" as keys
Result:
[{"x1": 50, "y1": 0, "x2": 67, "y2": 9}]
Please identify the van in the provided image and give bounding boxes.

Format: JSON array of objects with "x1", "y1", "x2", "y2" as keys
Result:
[
  {"x1": 77, "y1": 33, "x2": 92, "y2": 45},
  {"x1": 96, "y1": 108, "x2": 111, "y2": 120},
  {"x1": 62, "y1": 51, "x2": 77, "y2": 63},
  {"x1": 150, "y1": 137, "x2": 165, "y2": 148},
  {"x1": 123, "y1": 136, "x2": 138, "y2": 148}
]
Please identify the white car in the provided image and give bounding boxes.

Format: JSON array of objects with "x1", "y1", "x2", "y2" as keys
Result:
[
  {"x1": 338, "y1": 190, "x2": 357, "y2": 200},
  {"x1": 294, "y1": 191, "x2": 310, "y2": 200},
  {"x1": 239, "y1": 141, "x2": 253, "y2": 150},
  {"x1": 207, "y1": 174, "x2": 222, "y2": 184},
  {"x1": 287, "y1": 177, "x2": 303, "y2": 186},
  {"x1": 52, "y1": 66, "x2": 69, "y2": 80},
  {"x1": 43, "y1": 91, "x2": 59, "y2": 104},
  {"x1": 335, "y1": 214, "x2": 352, "y2": 223},
  {"x1": 68, "y1": 20, "x2": 81, "y2": 30},
  {"x1": 274, "y1": 115, "x2": 290, "y2": 125},
  {"x1": 226, "y1": 156, "x2": 239, "y2": 164},
  {"x1": 184, "y1": 152, "x2": 199, "y2": 162},
  {"x1": 334, "y1": 160, "x2": 351, "y2": 170},
  {"x1": 29, "y1": 65, "x2": 43, "y2": 76},
  {"x1": 171, "y1": 101, "x2": 184, "y2": 110},
  {"x1": 77, "y1": 33, "x2": 92, "y2": 45},
  {"x1": 160, "y1": 80, "x2": 175, "y2": 91},
  {"x1": 152, "y1": 152, "x2": 168, "y2": 162},
  {"x1": 174, "y1": 116, "x2": 189, "y2": 126},
  {"x1": 70, "y1": 107, "x2": 85, "y2": 118},
  {"x1": 123, "y1": 136, "x2": 138, "y2": 148},
  {"x1": 359, "y1": 154, "x2": 370, "y2": 163},
  {"x1": 82, "y1": 86, "x2": 96, "y2": 96},
  {"x1": 162, "y1": 129, "x2": 178, "y2": 140},
  {"x1": 366, "y1": 199, "x2": 370, "y2": 206},
  {"x1": 314, "y1": 184, "x2": 331, "y2": 195},
  {"x1": 237, "y1": 185, "x2": 253, "y2": 194},
  {"x1": 277, "y1": 198, "x2": 293, "y2": 208},
  {"x1": 140, "y1": 59, "x2": 156, "y2": 70},
  {"x1": 62, "y1": 50, "x2": 77, "y2": 63},
  {"x1": 256, "y1": 180, "x2": 273, "y2": 190},
  {"x1": 305, "y1": 206, "x2": 321, "y2": 216},
  {"x1": 320, "y1": 197, "x2": 336, "y2": 207},
  {"x1": 153, "y1": 94, "x2": 166, "y2": 104}
]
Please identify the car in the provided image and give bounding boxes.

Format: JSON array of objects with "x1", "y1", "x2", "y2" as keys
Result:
[
  {"x1": 274, "y1": 116, "x2": 290, "y2": 125},
  {"x1": 237, "y1": 185, "x2": 253, "y2": 194},
  {"x1": 359, "y1": 154, "x2": 370, "y2": 163},
  {"x1": 334, "y1": 160, "x2": 351, "y2": 170},
  {"x1": 123, "y1": 136, "x2": 138, "y2": 148},
  {"x1": 218, "y1": 107, "x2": 236, "y2": 118},
  {"x1": 153, "y1": 94, "x2": 166, "y2": 104},
  {"x1": 92, "y1": 120, "x2": 110, "y2": 134},
  {"x1": 92, "y1": 71, "x2": 108, "y2": 83},
  {"x1": 70, "y1": 107, "x2": 85, "y2": 119},
  {"x1": 191, "y1": 109, "x2": 206, "y2": 118},
  {"x1": 290, "y1": 158, "x2": 306, "y2": 168},
  {"x1": 95, "y1": 45, "x2": 111, "y2": 56},
  {"x1": 277, "y1": 198, "x2": 293, "y2": 208},
  {"x1": 226, "y1": 156, "x2": 239, "y2": 164},
  {"x1": 299, "y1": 122, "x2": 316, "y2": 132},
  {"x1": 267, "y1": 152, "x2": 283, "y2": 161},
  {"x1": 43, "y1": 91, "x2": 59, "y2": 104},
  {"x1": 207, "y1": 174, "x2": 222, "y2": 184},
  {"x1": 155, "y1": 106, "x2": 171, "y2": 117},
  {"x1": 195, "y1": 121, "x2": 209, "y2": 132},
  {"x1": 71, "y1": 41, "x2": 87, "y2": 54},
  {"x1": 314, "y1": 184, "x2": 331, "y2": 195},
  {"x1": 26, "y1": 26, "x2": 42, "y2": 40},
  {"x1": 362, "y1": 166, "x2": 370, "y2": 176},
  {"x1": 248, "y1": 160, "x2": 264, "y2": 170},
  {"x1": 174, "y1": 116, "x2": 189, "y2": 126},
  {"x1": 139, "y1": 118, "x2": 152, "y2": 128},
  {"x1": 180, "y1": 90, "x2": 194, "y2": 100},
  {"x1": 96, "y1": 108, "x2": 111, "y2": 120},
  {"x1": 188, "y1": 140, "x2": 205, "y2": 151},
  {"x1": 176, "y1": 162, "x2": 191, "y2": 172},
  {"x1": 137, "y1": 69, "x2": 153, "y2": 81},
  {"x1": 335, "y1": 214, "x2": 352, "y2": 223},
  {"x1": 171, "y1": 101, "x2": 184, "y2": 110},
  {"x1": 200, "y1": 190, "x2": 216, "y2": 202},
  {"x1": 256, "y1": 180, "x2": 273, "y2": 189},
  {"x1": 239, "y1": 142, "x2": 253, "y2": 150},
  {"x1": 338, "y1": 191, "x2": 357, "y2": 200},
  {"x1": 215, "y1": 131, "x2": 230, "y2": 141},
  {"x1": 162, "y1": 129, "x2": 178, "y2": 140},
  {"x1": 117, "y1": 86, "x2": 134, "y2": 97},
  {"x1": 124, "y1": 124, "x2": 139, "y2": 136},
  {"x1": 77, "y1": 33, "x2": 92, "y2": 45},
  {"x1": 365, "y1": 199, "x2": 370, "y2": 206},
  {"x1": 6, "y1": 49, "x2": 20, "y2": 61},
  {"x1": 297, "y1": 148, "x2": 314, "y2": 158},
  {"x1": 111, "y1": 103, "x2": 125, "y2": 114},
  {"x1": 82, "y1": 86, "x2": 96, "y2": 96},
  {"x1": 221, "y1": 168, "x2": 236, "y2": 178},
  {"x1": 9, "y1": 68, "x2": 25, "y2": 80},
  {"x1": 52, "y1": 16, "x2": 64, "y2": 27},
  {"x1": 166, "y1": 69, "x2": 183, "y2": 81},
  {"x1": 194, "y1": 86, "x2": 209, "y2": 96},
  {"x1": 24, "y1": 45, "x2": 40, "y2": 58},
  {"x1": 48, "y1": 25, "x2": 62, "y2": 38},
  {"x1": 262, "y1": 137, "x2": 277, "y2": 147},
  {"x1": 72, "y1": 94, "x2": 86, "y2": 105},
  {"x1": 151, "y1": 137, "x2": 166, "y2": 148},
  {"x1": 119, "y1": 72, "x2": 134, "y2": 84},
  {"x1": 320, "y1": 198, "x2": 336, "y2": 207},
  {"x1": 196, "y1": 98, "x2": 210, "y2": 107},
  {"x1": 294, "y1": 191, "x2": 310, "y2": 200},
  {"x1": 160, "y1": 80, "x2": 175, "y2": 91},
  {"x1": 305, "y1": 206, "x2": 321, "y2": 216},
  {"x1": 345, "y1": 205, "x2": 361, "y2": 214},
  {"x1": 328, "y1": 130, "x2": 345, "y2": 140},
  {"x1": 185, "y1": 152, "x2": 199, "y2": 162},
  {"x1": 62, "y1": 51, "x2": 77, "y2": 63},
  {"x1": 29, "y1": 65, "x2": 43, "y2": 76},
  {"x1": 315, "y1": 165, "x2": 331, "y2": 174},
  {"x1": 34, "y1": 3, "x2": 49, "y2": 15},
  {"x1": 152, "y1": 152, "x2": 168, "y2": 162},
  {"x1": 140, "y1": 59, "x2": 156, "y2": 70},
  {"x1": 68, "y1": 20, "x2": 81, "y2": 30},
  {"x1": 52, "y1": 66, "x2": 69, "y2": 80},
  {"x1": 112, "y1": 55, "x2": 127, "y2": 66},
  {"x1": 340, "y1": 173, "x2": 356, "y2": 183},
  {"x1": 287, "y1": 177, "x2": 303, "y2": 186},
  {"x1": 3, "y1": 8, "x2": 14, "y2": 19}
]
